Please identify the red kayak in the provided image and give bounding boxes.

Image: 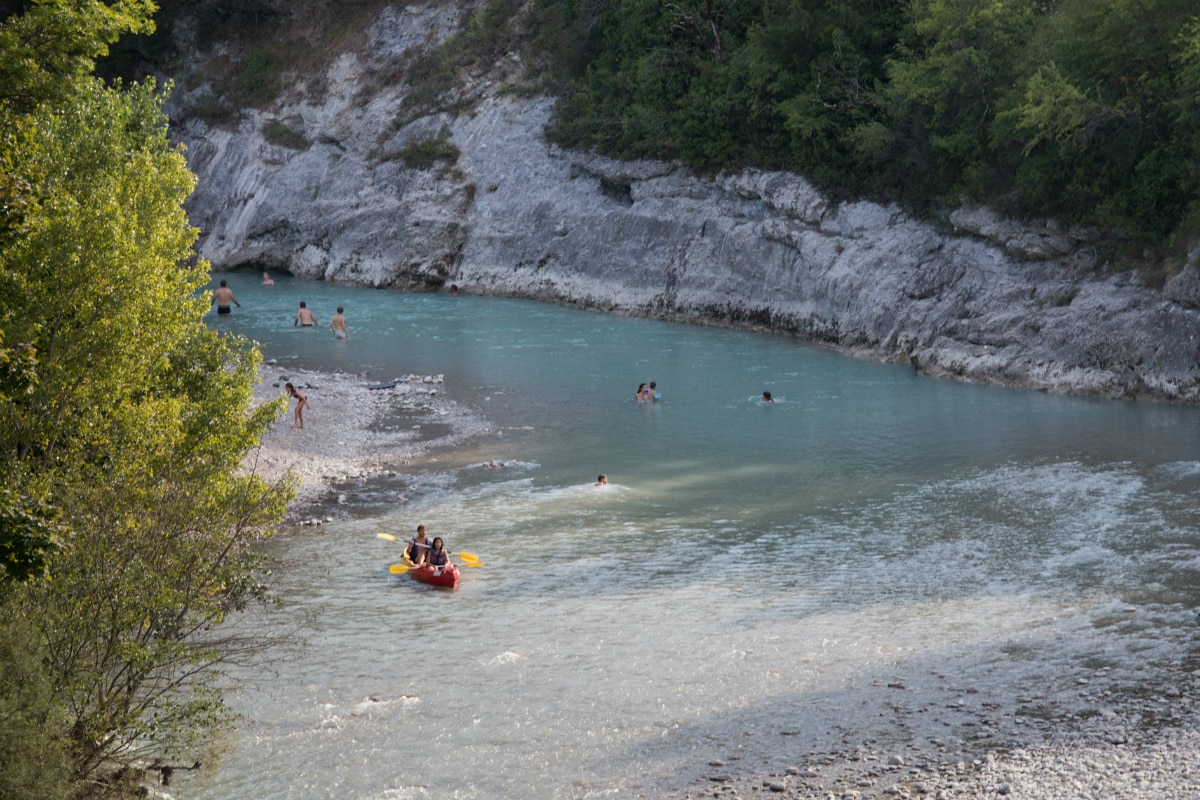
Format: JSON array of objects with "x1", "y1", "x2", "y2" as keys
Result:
[{"x1": 408, "y1": 563, "x2": 460, "y2": 588}]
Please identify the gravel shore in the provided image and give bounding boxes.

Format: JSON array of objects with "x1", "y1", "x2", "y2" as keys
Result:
[
  {"x1": 248, "y1": 363, "x2": 493, "y2": 517},
  {"x1": 670, "y1": 645, "x2": 1200, "y2": 800},
  {"x1": 246, "y1": 365, "x2": 1200, "y2": 800},
  {"x1": 676, "y1": 690, "x2": 1200, "y2": 800}
]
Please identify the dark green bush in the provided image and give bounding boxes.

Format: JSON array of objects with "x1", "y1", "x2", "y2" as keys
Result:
[
  {"x1": 262, "y1": 119, "x2": 309, "y2": 150},
  {"x1": 399, "y1": 127, "x2": 460, "y2": 171}
]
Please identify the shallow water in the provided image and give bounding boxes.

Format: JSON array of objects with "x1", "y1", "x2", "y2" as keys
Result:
[{"x1": 184, "y1": 273, "x2": 1200, "y2": 799}]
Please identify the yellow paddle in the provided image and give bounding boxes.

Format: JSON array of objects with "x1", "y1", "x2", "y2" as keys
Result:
[{"x1": 376, "y1": 533, "x2": 399, "y2": 542}]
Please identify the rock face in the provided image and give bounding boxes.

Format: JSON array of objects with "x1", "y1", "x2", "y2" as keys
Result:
[{"x1": 172, "y1": 8, "x2": 1200, "y2": 403}]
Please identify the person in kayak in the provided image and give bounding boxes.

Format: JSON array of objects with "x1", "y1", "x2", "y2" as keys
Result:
[
  {"x1": 407, "y1": 524, "x2": 431, "y2": 565},
  {"x1": 427, "y1": 537, "x2": 450, "y2": 574}
]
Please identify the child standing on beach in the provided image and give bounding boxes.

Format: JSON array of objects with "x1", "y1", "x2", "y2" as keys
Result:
[{"x1": 285, "y1": 383, "x2": 311, "y2": 429}]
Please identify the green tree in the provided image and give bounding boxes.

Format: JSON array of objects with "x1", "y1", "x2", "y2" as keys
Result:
[
  {"x1": 0, "y1": 616, "x2": 73, "y2": 800},
  {"x1": 740, "y1": 0, "x2": 906, "y2": 190},
  {"x1": 997, "y1": 0, "x2": 1200, "y2": 241},
  {"x1": 0, "y1": 2, "x2": 293, "y2": 794},
  {"x1": 0, "y1": 0, "x2": 155, "y2": 113},
  {"x1": 887, "y1": 0, "x2": 1041, "y2": 200}
]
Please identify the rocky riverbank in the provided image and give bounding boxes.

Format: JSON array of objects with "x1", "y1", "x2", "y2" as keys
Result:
[
  {"x1": 250, "y1": 364, "x2": 492, "y2": 517},
  {"x1": 673, "y1": 671, "x2": 1200, "y2": 800}
]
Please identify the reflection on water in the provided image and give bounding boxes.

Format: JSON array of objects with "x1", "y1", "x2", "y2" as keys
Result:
[{"x1": 184, "y1": 274, "x2": 1200, "y2": 800}]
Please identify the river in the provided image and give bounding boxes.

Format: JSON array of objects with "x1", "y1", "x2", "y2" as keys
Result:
[{"x1": 182, "y1": 272, "x2": 1200, "y2": 799}]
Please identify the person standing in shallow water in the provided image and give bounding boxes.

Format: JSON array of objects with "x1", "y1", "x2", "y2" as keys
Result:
[
  {"x1": 331, "y1": 306, "x2": 350, "y2": 339},
  {"x1": 294, "y1": 301, "x2": 317, "y2": 327},
  {"x1": 212, "y1": 279, "x2": 240, "y2": 314}
]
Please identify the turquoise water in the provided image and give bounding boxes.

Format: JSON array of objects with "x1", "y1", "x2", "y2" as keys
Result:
[{"x1": 187, "y1": 272, "x2": 1200, "y2": 799}]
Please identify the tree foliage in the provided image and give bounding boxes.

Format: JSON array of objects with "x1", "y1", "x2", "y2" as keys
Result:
[
  {"x1": 0, "y1": 2, "x2": 293, "y2": 795},
  {"x1": 0, "y1": 0, "x2": 155, "y2": 112},
  {"x1": 540, "y1": 0, "x2": 1200, "y2": 255}
]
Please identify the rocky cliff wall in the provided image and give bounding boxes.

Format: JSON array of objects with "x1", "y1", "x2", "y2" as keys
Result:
[{"x1": 172, "y1": 6, "x2": 1200, "y2": 403}]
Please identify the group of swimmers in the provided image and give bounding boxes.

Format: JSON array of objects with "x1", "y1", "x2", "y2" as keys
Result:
[
  {"x1": 294, "y1": 300, "x2": 350, "y2": 339},
  {"x1": 635, "y1": 381, "x2": 661, "y2": 402},
  {"x1": 406, "y1": 524, "x2": 452, "y2": 574},
  {"x1": 211, "y1": 277, "x2": 351, "y2": 339},
  {"x1": 638, "y1": 382, "x2": 773, "y2": 403}
]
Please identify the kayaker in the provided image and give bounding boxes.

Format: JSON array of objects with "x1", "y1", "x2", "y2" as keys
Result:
[
  {"x1": 427, "y1": 537, "x2": 450, "y2": 574},
  {"x1": 407, "y1": 524, "x2": 431, "y2": 565}
]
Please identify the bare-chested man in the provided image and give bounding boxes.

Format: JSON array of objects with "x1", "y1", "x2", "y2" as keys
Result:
[
  {"x1": 294, "y1": 301, "x2": 317, "y2": 327},
  {"x1": 212, "y1": 280, "x2": 240, "y2": 314},
  {"x1": 330, "y1": 306, "x2": 350, "y2": 339}
]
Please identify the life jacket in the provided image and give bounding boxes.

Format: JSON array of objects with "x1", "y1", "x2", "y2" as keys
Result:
[{"x1": 408, "y1": 537, "x2": 429, "y2": 562}]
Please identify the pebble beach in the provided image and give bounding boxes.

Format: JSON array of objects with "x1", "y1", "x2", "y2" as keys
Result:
[
  {"x1": 249, "y1": 364, "x2": 493, "y2": 516},
  {"x1": 673, "y1": 669, "x2": 1200, "y2": 800}
]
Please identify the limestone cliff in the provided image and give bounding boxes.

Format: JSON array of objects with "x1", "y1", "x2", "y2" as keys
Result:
[{"x1": 172, "y1": 5, "x2": 1200, "y2": 403}]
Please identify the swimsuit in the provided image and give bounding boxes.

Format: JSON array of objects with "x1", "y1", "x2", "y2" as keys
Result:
[
  {"x1": 335, "y1": 330, "x2": 348, "y2": 339},
  {"x1": 217, "y1": 305, "x2": 231, "y2": 315}
]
